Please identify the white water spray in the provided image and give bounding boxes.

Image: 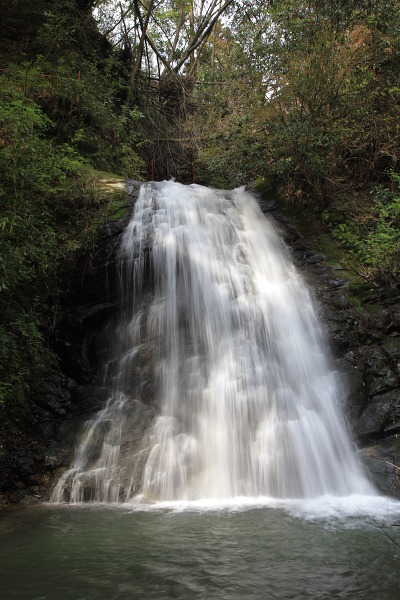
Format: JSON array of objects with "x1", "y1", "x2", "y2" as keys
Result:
[{"x1": 52, "y1": 181, "x2": 373, "y2": 503}]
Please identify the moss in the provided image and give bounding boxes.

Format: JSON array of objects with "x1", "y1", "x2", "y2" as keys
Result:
[
  {"x1": 112, "y1": 206, "x2": 128, "y2": 220},
  {"x1": 252, "y1": 178, "x2": 276, "y2": 200},
  {"x1": 344, "y1": 294, "x2": 368, "y2": 316}
]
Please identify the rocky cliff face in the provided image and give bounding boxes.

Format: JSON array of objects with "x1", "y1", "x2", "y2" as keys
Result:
[{"x1": 1, "y1": 182, "x2": 399, "y2": 505}]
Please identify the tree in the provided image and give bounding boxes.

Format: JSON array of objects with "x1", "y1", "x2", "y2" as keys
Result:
[
  {"x1": 94, "y1": 0, "x2": 236, "y2": 78},
  {"x1": 193, "y1": 0, "x2": 400, "y2": 196}
]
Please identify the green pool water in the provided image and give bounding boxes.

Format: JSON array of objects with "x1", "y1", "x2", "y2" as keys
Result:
[{"x1": 1, "y1": 500, "x2": 399, "y2": 599}]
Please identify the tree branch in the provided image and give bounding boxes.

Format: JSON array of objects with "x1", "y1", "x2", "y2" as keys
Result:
[{"x1": 173, "y1": 0, "x2": 235, "y2": 73}]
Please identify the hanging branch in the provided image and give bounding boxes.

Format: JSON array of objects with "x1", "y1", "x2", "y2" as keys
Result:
[{"x1": 358, "y1": 507, "x2": 400, "y2": 549}]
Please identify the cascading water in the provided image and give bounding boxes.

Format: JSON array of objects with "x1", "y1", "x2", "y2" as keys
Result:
[{"x1": 52, "y1": 181, "x2": 373, "y2": 504}]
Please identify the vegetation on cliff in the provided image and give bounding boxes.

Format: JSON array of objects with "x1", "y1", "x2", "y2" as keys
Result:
[{"x1": 0, "y1": 0, "x2": 144, "y2": 416}]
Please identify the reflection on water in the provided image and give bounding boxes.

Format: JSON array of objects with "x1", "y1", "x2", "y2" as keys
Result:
[{"x1": 0, "y1": 503, "x2": 399, "y2": 599}]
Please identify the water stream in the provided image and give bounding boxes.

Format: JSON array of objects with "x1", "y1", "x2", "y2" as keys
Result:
[{"x1": 53, "y1": 181, "x2": 374, "y2": 503}]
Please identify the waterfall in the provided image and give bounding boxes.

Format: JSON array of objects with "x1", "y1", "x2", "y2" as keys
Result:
[{"x1": 52, "y1": 181, "x2": 373, "y2": 503}]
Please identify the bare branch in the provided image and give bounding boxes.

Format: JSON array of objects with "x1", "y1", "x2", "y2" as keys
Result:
[
  {"x1": 174, "y1": 0, "x2": 235, "y2": 72},
  {"x1": 168, "y1": 0, "x2": 186, "y2": 64},
  {"x1": 130, "y1": 0, "x2": 156, "y2": 83}
]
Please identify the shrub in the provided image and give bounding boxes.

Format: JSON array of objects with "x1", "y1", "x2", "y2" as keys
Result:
[{"x1": 333, "y1": 175, "x2": 400, "y2": 282}]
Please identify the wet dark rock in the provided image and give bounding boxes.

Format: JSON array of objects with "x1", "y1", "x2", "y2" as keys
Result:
[
  {"x1": 327, "y1": 278, "x2": 346, "y2": 288},
  {"x1": 5, "y1": 490, "x2": 30, "y2": 504},
  {"x1": 382, "y1": 337, "x2": 400, "y2": 361},
  {"x1": 360, "y1": 439, "x2": 400, "y2": 497},
  {"x1": 307, "y1": 252, "x2": 324, "y2": 264},
  {"x1": 25, "y1": 472, "x2": 51, "y2": 486},
  {"x1": 356, "y1": 390, "x2": 399, "y2": 439},
  {"x1": 55, "y1": 185, "x2": 139, "y2": 385}
]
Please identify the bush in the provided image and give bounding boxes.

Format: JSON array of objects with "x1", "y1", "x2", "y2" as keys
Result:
[
  {"x1": 333, "y1": 175, "x2": 400, "y2": 282},
  {"x1": 0, "y1": 85, "x2": 101, "y2": 410}
]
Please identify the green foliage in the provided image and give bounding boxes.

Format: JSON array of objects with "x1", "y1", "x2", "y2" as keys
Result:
[
  {"x1": 0, "y1": 312, "x2": 53, "y2": 406},
  {"x1": 333, "y1": 176, "x2": 400, "y2": 281},
  {"x1": 119, "y1": 143, "x2": 146, "y2": 179},
  {"x1": 194, "y1": 0, "x2": 400, "y2": 197},
  {"x1": 0, "y1": 83, "x2": 116, "y2": 412},
  {"x1": 0, "y1": 1, "x2": 151, "y2": 417}
]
